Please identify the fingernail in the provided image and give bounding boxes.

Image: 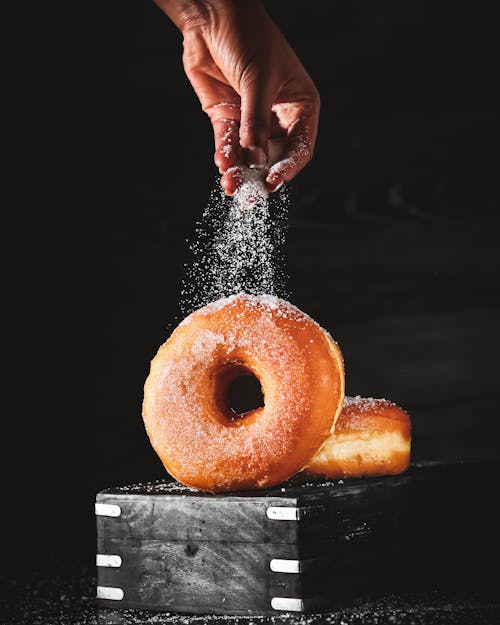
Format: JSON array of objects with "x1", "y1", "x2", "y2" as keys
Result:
[
  {"x1": 246, "y1": 145, "x2": 267, "y2": 168},
  {"x1": 266, "y1": 172, "x2": 280, "y2": 185}
]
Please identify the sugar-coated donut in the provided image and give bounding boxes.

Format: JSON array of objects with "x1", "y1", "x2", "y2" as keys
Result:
[
  {"x1": 143, "y1": 294, "x2": 345, "y2": 492},
  {"x1": 304, "y1": 396, "x2": 411, "y2": 479}
]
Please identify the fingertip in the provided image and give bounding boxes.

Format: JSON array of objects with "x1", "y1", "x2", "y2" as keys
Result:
[
  {"x1": 265, "y1": 179, "x2": 284, "y2": 193},
  {"x1": 214, "y1": 145, "x2": 237, "y2": 172},
  {"x1": 266, "y1": 170, "x2": 284, "y2": 190},
  {"x1": 221, "y1": 166, "x2": 244, "y2": 196},
  {"x1": 266, "y1": 171, "x2": 281, "y2": 184},
  {"x1": 221, "y1": 183, "x2": 235, "y2": 197},
  {"x1": 267, "y1": 151, "x2": 303, "y2": 186}
]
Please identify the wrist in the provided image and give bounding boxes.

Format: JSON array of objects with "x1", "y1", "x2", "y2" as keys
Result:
[{"x1": 153, "y1": 0, "x2": 230, "y2": 32}]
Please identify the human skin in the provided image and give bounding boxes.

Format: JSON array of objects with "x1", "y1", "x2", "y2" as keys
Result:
[{"x1": 153, "y1": 0, "x2": 320, "y2": 194}]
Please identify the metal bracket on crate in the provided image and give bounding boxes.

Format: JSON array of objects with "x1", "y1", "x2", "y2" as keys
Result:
[
  {"x1": 271, "y1": 594, "x2": 329, "y2": 612},
  {"x1": 96, "y1": 554, "x2": 122, "y2": 568},
  {"x1": 266, "y1": 504, "x2": 325, "y2": 521},
  {"x1": 95, "y1": 503, "x2": 121, "y2": 517},
  {"x1": 96, "y1": 586, "x2": 124, "y2": 601},
  {"x1": 269, "y1": 557, "x2": 324, "y2": 573}
]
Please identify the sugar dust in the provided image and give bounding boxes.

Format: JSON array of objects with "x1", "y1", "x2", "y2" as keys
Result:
[{"x1": 180, "y1": 168, "x2": 290, "y2": 315}]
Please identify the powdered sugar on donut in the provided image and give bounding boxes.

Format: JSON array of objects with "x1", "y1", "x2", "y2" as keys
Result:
[
  {"x1": 182, "y1": 293, "x2": 337, "y2": 342},
  {"x1": 143, "y1": 294, "x2": 344, "y2": 491},
  {"x1": 151, "y1": 310, "x2": 309, "y2": 483},
  {"x1": 343, "y1": 395, "x2": 394, "y2": 412}
]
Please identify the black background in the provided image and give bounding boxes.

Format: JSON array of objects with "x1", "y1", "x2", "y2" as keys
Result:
[{"x1": 6, "y1": 0, "x2": 500, "y2": 586}]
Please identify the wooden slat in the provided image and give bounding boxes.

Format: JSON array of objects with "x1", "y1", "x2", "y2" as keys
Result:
[
  {"x1": 96, "y1": 496, "x2": 319, "y2": 545},
  {"x1": 96, "y1": 471, "x2": 415, "y2": 545}
]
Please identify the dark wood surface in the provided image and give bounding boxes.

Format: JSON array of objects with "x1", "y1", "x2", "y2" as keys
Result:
[
  {"x1": 6, "y1": 0, "x2": 500, "y2": 622},
  {"x1": 4, "y1": 570, "x2": 499, "y2": 625}
]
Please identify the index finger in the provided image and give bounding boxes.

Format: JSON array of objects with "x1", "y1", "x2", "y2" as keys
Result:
[{"x1": 207, "y1": 103, "x2": 242, "y2": 173}]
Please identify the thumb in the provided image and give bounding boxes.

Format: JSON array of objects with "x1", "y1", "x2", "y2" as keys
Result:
[{"x1": 239, "y1": 75, "x2": 274, "y2": 167}]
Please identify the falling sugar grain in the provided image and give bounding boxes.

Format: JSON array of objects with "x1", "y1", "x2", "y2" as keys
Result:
[{"x1": 181, "y1": 168, "x2": 290, "y2": 315}]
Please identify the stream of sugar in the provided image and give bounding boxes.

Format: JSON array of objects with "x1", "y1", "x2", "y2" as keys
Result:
[{"x1": 180, "y1": 169, "x2": 289, "y2": 314}]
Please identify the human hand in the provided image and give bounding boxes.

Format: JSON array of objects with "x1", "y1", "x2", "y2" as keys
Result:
[{"x1": 155, "y1": 0, "x2": 320, "y2": 194}]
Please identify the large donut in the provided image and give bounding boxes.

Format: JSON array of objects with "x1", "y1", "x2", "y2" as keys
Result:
[
  {"x1": 305, "y1": 396, "x2": 411, "y2": 479},
  {"x1": 142, "y1": 294, "x2": 345, "y2": 492}
]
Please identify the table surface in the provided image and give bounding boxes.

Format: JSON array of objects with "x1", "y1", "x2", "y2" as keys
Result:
[
  {"x1": 3, "y1": 566, "x2": 499, "y2": 625},
  {"x1": 7, "y1": 0, "x2": 500, "y2": 623}
]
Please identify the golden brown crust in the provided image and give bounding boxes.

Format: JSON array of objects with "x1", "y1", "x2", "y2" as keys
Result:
[
  {"x1": 142, "y1": 294, "x2": 344, "y2": 492},
  {"x1": 304, "y1": 396, "x2": 411, "y2": 479}
]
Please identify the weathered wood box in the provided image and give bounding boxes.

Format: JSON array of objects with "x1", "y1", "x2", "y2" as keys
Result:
[
  {"x1": 96, "y1": 469, "x2": 419, "y2": 615},
  {"x1": 96, "y1": 462, "x2": 500, "y2": 615}
]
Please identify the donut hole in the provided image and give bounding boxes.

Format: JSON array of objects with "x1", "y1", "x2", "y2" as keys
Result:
[
  {"x1": 227, "y1": 373, "x2": 264, "y2": 417},
  {"x1": 215, "y1": 363, "x2": 265, "y2": 422}
]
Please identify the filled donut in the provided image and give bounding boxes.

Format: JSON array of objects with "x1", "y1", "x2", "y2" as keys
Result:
[
  {"x1": 305, "y1": 396, "x2": 411, "y2": 479},
  {"x1": 143, "y1": 294, "x2": 345, "y2": 492}
]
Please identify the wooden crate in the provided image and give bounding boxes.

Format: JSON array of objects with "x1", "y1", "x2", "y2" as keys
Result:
[
  {"x1": 96, "y1": 461, "x2": 500, "y2": 615},
  {"x1": 96, "y1": 470, "x2": 418, "y2": 615}
]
